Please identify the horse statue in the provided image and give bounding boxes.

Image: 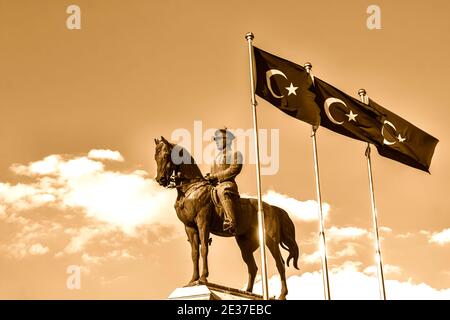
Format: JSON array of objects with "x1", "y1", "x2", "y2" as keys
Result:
[{"x1": 154, "y1": 136, "x2": 300, "y2": 299}]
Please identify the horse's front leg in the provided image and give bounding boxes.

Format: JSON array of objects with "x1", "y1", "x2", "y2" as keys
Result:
[
  {"x1": 197, "y1": 220, "x2": 210, "y2": 283},
  {"x1": 185, "y1": 226, "x2": 200, "y2": 285}
]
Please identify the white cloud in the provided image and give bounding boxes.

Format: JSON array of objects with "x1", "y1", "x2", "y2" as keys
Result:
[
  {"x1": 363, "y1": 264, "x2": 402, "y2": 276},
  {"x1": 88, "y1": 149, "x2": 124, "y2": 162},
  {"x1": 396, "y1": 232, "x2": 414, "y2": 239},
  {"x1": 253, "y1": 262, "x2": 450, "y2": 300},
  {"x1": 326, "y1": 226, "x2": 368, "y2": 242},
  {"x1": 28, "y1": 243, "x2": 49, "y2": 256},
  {"x1": 10, "y1": 155, "x2": 104, "y2": 178},
  {"x1": 261, "y1": 190, "x2": 330, "y2": 222},
  {"x1": 2, "y1": 151, "x2": 179, "y2": 234},
  {"x1": 335, "y1": 243, "x2": 358, "y2": 258},
  {"x1": 0, "y1": 150, "x2": 181, "y2": 259},
  {"x1": 1, "y1": 221, "x2": 61, "y2": 258},
  {"x1": 301, "y1": 251, "x2": 322, "y2": 264},
  {"x1": 10, "y1": 155, "x2": 62, "y2": 176},
  {"x1": 58, "y1": 157, "x2": 104, "y2": 179},
  {"x1": 63, "y1": 226, "x2": 114, "y2": 254},
  {"x1": 81, "y1": 250, "x2": 136, "y2": 270},
  {"x1": 0, "y1": 183, "x2": 43, "y2": 210},
  {"x1": 301, "y1": 243, "x2": 359, "y2": 264},
  {"x1": 429, "y1": 228, "x2": 450, "y2": 246},
  {"x1": 82, "y1": 253, "x2": 102, "y2": 265},
  {"x1": 379, "y1": 226, "x2": 392, "y2": 233},
  {"x1": 60, "y1": 169, "x2": 177, "y2": 233}
]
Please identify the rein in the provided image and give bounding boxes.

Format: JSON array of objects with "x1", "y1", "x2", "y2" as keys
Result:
[{"x1": 166, "y1": 163, "x2": 205, "y2": 191}]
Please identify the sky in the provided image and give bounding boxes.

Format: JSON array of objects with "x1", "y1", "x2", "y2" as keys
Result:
[{"x1": 0, "y1": 0, "x2": 449, "y2": 299}]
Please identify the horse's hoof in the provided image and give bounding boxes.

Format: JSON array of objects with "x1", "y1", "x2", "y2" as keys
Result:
[
  {"x1": 199, "y1": 277, "x2": 208, "y2": 284},
  {"x1": 278, "y1": 294, "x2": 287, "y2": 300},
  {"x1": 184, "y1": 279, "x2": 199, "y2": 287},
  {"x1": 184, "y1": 281, "x2": 197, "y2": 288}
]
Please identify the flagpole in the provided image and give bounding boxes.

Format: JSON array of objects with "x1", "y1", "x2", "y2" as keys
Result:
[
  {"x1": 245, "y1": 32, "x2": 269, "y2": 300},
  {"x1": 304, "y1": 62, "x2": 331, "y2": 300},
  {"x1": 358, "y1": 88, "x2": 387, "y2": 300}
]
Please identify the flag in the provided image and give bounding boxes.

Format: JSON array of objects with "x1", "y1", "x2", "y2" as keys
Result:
[
  {"x1": 253, "y1": 47, "x2": 320, "y2": 126},
  {"x1": 313, "y1": 77, "x2": 384, "y2": 145},
  {"x1": 368, "y1": 99, "x2": 439, "y2": 172}
]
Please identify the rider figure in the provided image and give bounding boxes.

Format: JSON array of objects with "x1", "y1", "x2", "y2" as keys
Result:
[{"x1": 205, "y1": 127, "x2": 243, "y2": 234}]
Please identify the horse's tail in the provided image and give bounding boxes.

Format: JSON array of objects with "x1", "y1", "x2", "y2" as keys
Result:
[{"x1": 278, "y1": 207, "x2": 300, "y2": 270}]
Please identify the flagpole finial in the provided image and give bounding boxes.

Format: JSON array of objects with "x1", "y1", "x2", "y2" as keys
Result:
[
  {"x1": 304, "y1": 62, "x2": 312, "y2": 72},
  {"x1": 358, "y1": 88, "x2": 367, "y2": 97},
  {"x1": 245, "y1": 32, "x2": 254, "y2": 40}
]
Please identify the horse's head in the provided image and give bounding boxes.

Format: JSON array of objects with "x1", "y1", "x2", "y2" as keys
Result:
[{"x1": 154, "y1": 136, "x2": 176, "y2": 187}]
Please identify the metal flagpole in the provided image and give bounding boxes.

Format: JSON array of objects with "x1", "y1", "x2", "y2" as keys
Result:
[
  {"x1": 304, "y1": 62, "x2": 331, "y2": 300},
  {"x1": 245, "y1": 32, "x2": 269, "y2": 300},
  {"x1": 358, "y1": 88, "x2": 387, "y2": 300}
]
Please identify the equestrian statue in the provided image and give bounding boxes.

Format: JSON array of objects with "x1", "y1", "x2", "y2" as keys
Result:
[{"x1": 154, "y1": 128, "x2": 300, "y2": 299}]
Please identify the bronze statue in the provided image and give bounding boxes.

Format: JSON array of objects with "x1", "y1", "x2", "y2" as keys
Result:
[{"x1": 154, "y1": 135, "x2": 300, "y2": 300}]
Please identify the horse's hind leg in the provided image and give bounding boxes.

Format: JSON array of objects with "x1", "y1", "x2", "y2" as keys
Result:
[
  {"x1": 267, "y1": 237, "x2": 288, "y2": 300},
  {"x1": 236, "y1": 234, "x2": 259, "y2": 292}
]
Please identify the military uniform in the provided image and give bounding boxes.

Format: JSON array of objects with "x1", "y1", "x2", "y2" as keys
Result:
[{"x1": 206, "y1": 128, "x2": 243, "y2": 233}]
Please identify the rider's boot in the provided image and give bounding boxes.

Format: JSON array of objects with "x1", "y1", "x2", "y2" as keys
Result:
[{"x1": 221, "y1": 198, "x2": 238, "y2": 234}]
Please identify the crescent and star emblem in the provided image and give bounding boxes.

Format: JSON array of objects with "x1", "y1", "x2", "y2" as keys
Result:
[
  {"x1": 266, "y1": 69, "x2": 298, "y2": 98},
  {"x1": 382, "y1": 120, "x2": 406, "y2": 145},
  {"x1": 323, "y1": 98, "x2": 358, "y2": 125}
]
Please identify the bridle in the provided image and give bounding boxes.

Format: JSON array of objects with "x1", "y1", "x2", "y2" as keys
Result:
[
  {"x1": 163, "y1": 153, "x2": 204, "y2": 190},
  {"x1": 157, "y1": 140, "x2": 206, "y2": 190}
]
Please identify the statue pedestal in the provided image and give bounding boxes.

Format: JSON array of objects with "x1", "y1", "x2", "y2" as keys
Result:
[{"x1": 168, "y1": 281, "x2": 265, "y2": 300}]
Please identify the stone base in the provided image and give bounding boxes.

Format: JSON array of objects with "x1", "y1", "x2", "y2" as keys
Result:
[{"x1": 168, "y1": 281, "x2": 267, "y2": 300}]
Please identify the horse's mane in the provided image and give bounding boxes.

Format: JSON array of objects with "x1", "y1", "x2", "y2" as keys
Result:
[{"x1": 169, "y1": 142, "x2": 204, "y2": 179}]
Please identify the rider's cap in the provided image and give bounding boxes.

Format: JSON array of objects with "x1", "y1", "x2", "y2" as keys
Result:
[{"x1": 213, "y1": 127, "x2": 235, "y2": 141}]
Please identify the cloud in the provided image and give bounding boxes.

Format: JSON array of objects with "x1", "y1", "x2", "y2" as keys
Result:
[
  {"x1": 301, "y1": 242, "x2": 360, "y2": 264},
  {"x1": 379, "y1": 226, "x2": 392, "y2": 233},
  {"x1": 63, "y1": 225, "x2": 114, "y2": 254},
  {"x1": 0, "y1": 182, "x2": 50, "y2": 211},
  {"x1": 363, "y1": 264, "x2": 402, "y2": 276},
  {"x1": 60, "y1": 169, "x2": 177, "y2": 232},
  {"x1": 326, "y1": 226, "x2": 368, "y2": 242},
  {"x1": 28, "y1": 243, "x2": 49, "y2": 256},
  {"x1": 0, "y1": 149, "x2": 181, "y2": 259},
  {"x1": 261, "y1": 190, "x2": 330, "y2": 222},
  {"x1": 0, "y1": 221, "x2": 61, "y2": 258},
  {"x1": 88, "y1": 149, "x2": 124, "y2": 162},
  {"x1": 3, "y1": 150, "x2": 178, "y2": 234},
  {"x1": 301, "y1": 251, "x2": 322, "y2": 265},
  {"x1": 429, "y1": 228, "x2": 450, "y2": 246},
  {"x1": 335, "y1": 243, "x2": 358, "y2": 258},
  {"x1": 10, "y1": 155, "x2": 62, "y2": 176},
  {"x1": 396, "y1": 232, "x2": 414, "y2": 239},
  {"x1": 253, "y1": 262, "x2": 450, "y2": 300}
]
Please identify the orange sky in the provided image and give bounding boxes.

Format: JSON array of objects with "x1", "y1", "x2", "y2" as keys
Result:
[{"x1": 0, "y1": 0, "x2": 449, "y2": 299}]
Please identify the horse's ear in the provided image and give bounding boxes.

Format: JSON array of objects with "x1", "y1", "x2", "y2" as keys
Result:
[
  {"x1": 154, "y1": 138, "x2": 160, "y2": 145},
  {"x1": 161, "y1": 136, "x2": 170, "y2": 145}
]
